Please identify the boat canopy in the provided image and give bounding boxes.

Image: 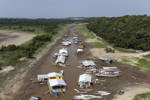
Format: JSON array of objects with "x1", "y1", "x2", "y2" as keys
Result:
[
  {"x1": 79, "y1": 74, "x2": 92, "y2": 83},
  {"x1": 55, "y1": 55, "x2": 66, "y2": 64},
  {"x1": 59, "y1": 48, "x2": 68, "y2": 55},
  {"x1": 47, "y1": 72, "x2": 63, "y2": 78},
  {"x1": 82, "y1": 60, "x2": 96, "y2": 67},
  {"x1": 100, "y1": 69, "x2": 120, "y2": 72},
  {"x1": 48, "y1": 79, "x2": 67, "y2": 87}
]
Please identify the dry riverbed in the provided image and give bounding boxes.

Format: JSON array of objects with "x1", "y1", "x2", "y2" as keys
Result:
[
  {"x1": 0, "y1": 24, "x2": 150, "y2": 100},
  {"x1": 0, "y1": 30, "x2": 35, "y2": 47}
]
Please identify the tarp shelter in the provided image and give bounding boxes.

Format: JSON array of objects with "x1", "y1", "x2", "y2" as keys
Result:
[
  {"x1": 37, "y1": 74, "x2": 49, "y2": 82},
  {"x1": 103, "y1": 67, "x2": 118, "y2": 70},
  {"x1": 79, "y1": 74, "x2": 92, "y2": 88},
  {"x1": 82, "y1": 60, "x2": 96, "y2": 67},
  {"x1": 29, "y1": 97, "x2": 41, "y2": 100},
  {"x1": 98, "y1": 57, "x2": 112, "y2": 63},
  {"x1": 73, "y1": 36, "x2": 78, "y2": 39},
  {"x1": 55, "y1": 55, "x2": 66, "y2": 64},
  {"x1": 37, "y1": 72, "x2": 63, "y2": 82},
  {"x1": 62, "y1": 41, "x2": 71, "y2": 46},
  {"x1": 47, "y1": 79, "x2": 67, "y2": 94},
  {"x1": 47, "y1": 72, "x2": 63, "y2": 78},
  {"x1": 48, "y1": 79, "x2": 67, "y2": 87},
  {"x1": 77, "y1": 48, "x2": 83, "y2": 53},
  {"x1": 59, "y1": 48, "x2": 68, "y2": 56}
]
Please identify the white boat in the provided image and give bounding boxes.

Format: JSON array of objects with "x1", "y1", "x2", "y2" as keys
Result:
[
  {"x1": 62, "y1": 41, "x2": 71, "y2": 46},
  {"x1": 73, "y1": 94, "x2": 102, "y2": 100},
  {"x1": 48, "y1": 79, "x2": 67, "y2": 94},
  {"x1": 86, "y1": 68, "x2": 97, "y2": 73},
  {"x1": 95, "y1": 91, "x2": 111, "y2": 96},
  {"x1": 77, "y1": 48, "x2": 84, "y2": 53},
  {"x1": 79, "y1": 74, "x2": 92, "y2": 88},
  {"x1": 96, "y1": 68, "x2": 120, "y2": 77},
  {"x1": 37, "y1": 72, "x2": 67, "y2": 97},
  {"x1": 82, "y1": 60, "x2": 96, "y2": 68},
  {"x1": 59, "y1": 48, "x2": 68, "y2": 57}
]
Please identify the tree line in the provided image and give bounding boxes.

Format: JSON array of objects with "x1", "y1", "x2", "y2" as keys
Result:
[{"x1": 87, "y1": 15, "x2": 150, "y2": 50}]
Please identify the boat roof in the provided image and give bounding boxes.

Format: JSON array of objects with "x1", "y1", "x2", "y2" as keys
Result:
[
  {"x1": 47, "y1": 72, "x2": 63, "y2": 78},
  {"x1": 55, "y1": 55, "x2": 66, "y2": 64},
  {"x1": 98, "y1": 57, "x2": 112, "y2": 61},
  {"x1": 59, "y1": 48, "x2": 68, "y2": 54},
  {"x1": 100, "y1": 69, "x2": 120, "y2": 72},
  {"x1": 79, "y1": 74, "x2": 92, "y2": 82},
  {"x1": 48, "y1": 79, "x2": 67, "y2": 87},
  {"x1": 82, "y1": 60, "x2": 96, "y2": 67}
]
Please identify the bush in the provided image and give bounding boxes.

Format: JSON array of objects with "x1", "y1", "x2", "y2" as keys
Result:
[
  {"x1": 0, "y1": 45, "x2": 18, "y2": 51},
  {"x1": 21, "y1": 34, "x2": 52, "y2": 58}
]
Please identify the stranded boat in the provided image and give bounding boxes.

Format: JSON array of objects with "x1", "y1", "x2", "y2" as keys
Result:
[
  {"x1": 37, "y1": 72, "x2": 67, "y2": 97},
  {"x1": 96, "y1": 67, "x2": 120, "y2": 77}
]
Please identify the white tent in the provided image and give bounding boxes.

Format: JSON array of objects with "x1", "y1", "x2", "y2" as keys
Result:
[
  {"x1": 37, "y1": 74, "x2": 49, "y2": 81},
  {"x1": 37, "y1": 72, "x2": 63, "y2": 81},
  {"x1": 79, "y1": 74, "x2": 92, "y2": 88},
  {"x1": 47, "y1": 72, "x2": 63, "y2": 78},
  {"x1": 62, "y1": 41, "x2": 71, "y2": 46},
  {"x1": 59, "y1": 48, "x2": 68, "y2": 56},
  {"x1": 77, "y1": 48, "x2": 83, "y2": 53},
  {"x1": 79, "y1": 74, "x2": 92, "y2": 83},
  {"x1": 55, "y1": 55, "x2": 66, "y2": 64},
  {"x1": 82, "y1": 60, "x2": 96, "y2": 67},
  {"x1": 48, "y1": 79, "x2": 67, "y2": 87}
]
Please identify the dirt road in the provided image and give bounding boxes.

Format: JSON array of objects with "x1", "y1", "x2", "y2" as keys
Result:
[{"x1": 1, "y1": 24, "x2": 150, "y2": 100}]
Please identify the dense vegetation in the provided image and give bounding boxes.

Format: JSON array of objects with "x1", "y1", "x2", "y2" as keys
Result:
[
  {"x1": 0, "y1": 18, "x2": 88, "y2": 69},
  {"x1": 0, "y1": 18, "x2": 85, "y2": 34},
  {"x1": 87, "y1": 15, "x2": 150, "y2": 50},
  {"x1": 133, "y1": 92, "x2": 150, "y2": 100}
]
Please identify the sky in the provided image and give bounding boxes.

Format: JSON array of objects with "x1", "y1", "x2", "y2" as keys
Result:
[{"x1": 0, "y1": 0, "x2": 149, "y2": 18}]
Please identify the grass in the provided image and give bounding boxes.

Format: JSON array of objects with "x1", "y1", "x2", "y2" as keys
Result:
[
  {"x1": 78, "y1": 25, "x2": 95, "y2": 39},
  {"x1": 92, "y1": 42, "x2": 107, "y2": 48},
  {"x1": 144, "y1": 54, "x2": 150, "y2": 59},
  {"x1": 0, "y1": 24, "x2": 64, "y2": 87},
  {"x1": 0, "y1": 26, "x2": 44, "y2": 35},
  {"x1": 115, "y1": 47, "x2": 137, "y2": 53},
  {"x1": 133, "y1": 92, "x2": 150, "y2": 100},
  {"x1": 122, "y1": 58, "x2": 131, "y2": 63},
  {"x1": 136, "y1": 59, "x2": 150, "y2": 70}
]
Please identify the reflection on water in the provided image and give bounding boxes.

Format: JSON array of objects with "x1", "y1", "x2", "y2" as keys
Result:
[{"x1": 0, "y1": 35, "x2": 17, "y2": 40}]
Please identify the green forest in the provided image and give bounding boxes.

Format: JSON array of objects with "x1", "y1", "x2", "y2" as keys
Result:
[
  {"x1": 0, "y1": 18, "x2": 84, "y2": 34},
  {"x1": 87, "y1": 15, "x2": 150, "y2": 50}
]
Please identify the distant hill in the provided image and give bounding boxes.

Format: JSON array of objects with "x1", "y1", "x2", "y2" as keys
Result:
[{"x1": 87, "y1": 15, "x2": 150, "y2": 50}]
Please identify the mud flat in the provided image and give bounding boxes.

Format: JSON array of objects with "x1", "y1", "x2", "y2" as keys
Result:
[
  {"x1": 0, "y1": 30, "x2": 35, "y2": 47},
  {"x1": 0, "y1": 25, "x2": 150, "y2": 100}
]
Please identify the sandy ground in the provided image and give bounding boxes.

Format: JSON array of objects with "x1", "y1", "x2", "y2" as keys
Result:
[
  {"x1": 0, "y1": 30, "x2": 35, "y2": 47},
  {"x1": 84, "y1": 31, "x2": 150, "y2": 67},
  {"x1": 90, "y1": 48, "x2": 150, "y2": 60},
  {"x1": 0, "y1": 24, "x2": 150, "y2": 100},
  {"x1": 113, "y1": 83, "x2": 150, "y2": 100}
]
